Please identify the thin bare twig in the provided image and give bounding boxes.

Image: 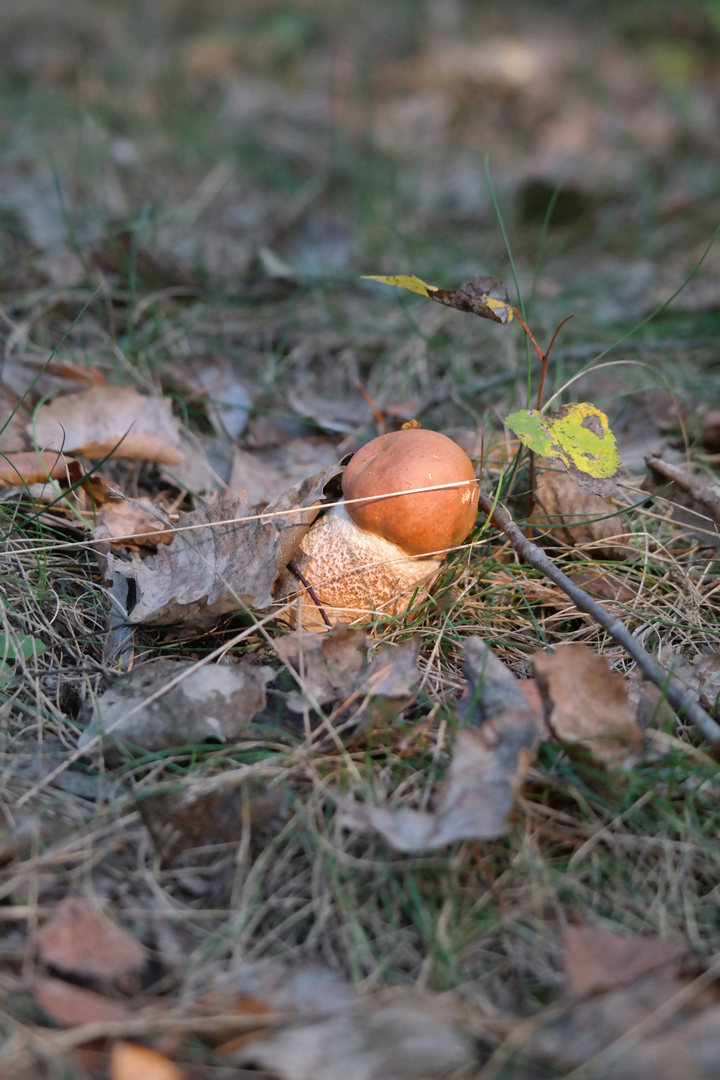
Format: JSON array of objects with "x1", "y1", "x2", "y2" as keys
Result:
[
  {"x1": 288, "y1": 558, "x2": 332, "y2": 627},
  {"x1": 476, "y1": 491, "x2": 720, "y2": 749}
]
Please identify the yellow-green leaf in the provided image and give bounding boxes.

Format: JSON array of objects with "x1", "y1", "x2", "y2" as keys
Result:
[
  {"x1": 362, "y1": 274, "x2": 439, "y2": 298},
  {"x1": 505, "y1": 402, "x2": 621, "y2": 496},
  {"x1": 363, "y1": 273, "x2": 513, "y2": 324}
]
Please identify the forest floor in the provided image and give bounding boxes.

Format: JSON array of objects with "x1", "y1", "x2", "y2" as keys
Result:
[{"x1": 1, "y1": 1, "x2": 720, "y2": 1077}]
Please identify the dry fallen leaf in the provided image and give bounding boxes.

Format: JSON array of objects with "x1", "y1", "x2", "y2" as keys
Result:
[
  {"x1": 533, "y1": 644, "x2": 644, "y2": 765},
  {"x1": 107, "y1": 493, "x2": 278, "y2": 625},
  {"x1": 0, "y1": 448, "x2": 84, "y2": 488},
  {"x1": 33, "y1": 976, "x2": 133, "y2": 1027},
  {"x1": 527, "y1": 960, "x2": 720, "y2": 1080},
  {"x1": 230, "y1": 437, "x2": 340, "y2": 508},
  {"x1": 35, "y1": 896, "x2": 146, "y2": 983},
  {"x1": 138, "y1": 779, "x2": 285, "y2": 868},
  {"x1": 194, "y1": 960, "x2": 360, "y2": 1052},
  {"x1": 231, "y1": 997, "x2": 475, "y2": 1080},
  {"x1": 339, "y1": 638, "x2": 539, "y2": 852},
  {"x1": 340, "y1": 720, "x2": 537, "y2": 852},
  {"x1": 275, "y1": 625, "x2": 420, "y2": 740},
  {"x1": 31, "y1": 386, "x2": 184, "y2": 465},
  {"x1": 106, "y1": 463, "x2": 344, "y2": 626},
  {"x1": 179, "y1": 354, "x2": 253, "y2": 441},
  {"x1": 274, "y1": 623, "x2": 367, "y2": 710},
  {"x1": 460, "y1": 635, "x2": 545, "y2": 726},
  {"x1": 96, "y1": 498, "x2": 174, "y2": 549},
  {"x1": 110, "y1": 1042, "x2": 184, "y2": 1080},
  {"x1": 530, "y1": 468, "x2": 635, "y2": 559},
  {"x1": 563, "y1": 925, "x2": 685, "y2": 995},
  {"x1": 79, "y1": 657, "x2": 275, "y2": 753}
]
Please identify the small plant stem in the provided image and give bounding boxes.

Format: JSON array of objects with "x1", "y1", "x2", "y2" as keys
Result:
[
  {"x1": 288, "y1": 559, "x2": 332, "y2": 628},
  {"x1": 535, "y1": 315, "x2": 574, "y2": 411},
  {"x1": 476, "y1": 490, "x2": 720, "y2": 750},
  {"x1": 511, "y1": 311, "x2": 574, "y2": 528}
]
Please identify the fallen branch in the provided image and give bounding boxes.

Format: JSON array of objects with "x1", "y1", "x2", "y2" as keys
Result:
[{"x1": 476, "y1": 491, "x2": 720, "y2": 750}]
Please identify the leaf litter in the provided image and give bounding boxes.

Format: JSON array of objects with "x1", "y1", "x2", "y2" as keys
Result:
[
  {"x1": 3, "y1": 4, "x2": 720, "y2": 1078},
  {"x1": 30, "y1": 386, "x2": 184, "y2": 465},
  {"x1": 105, "y1": 463, "x2": 343, "y2": 625}
]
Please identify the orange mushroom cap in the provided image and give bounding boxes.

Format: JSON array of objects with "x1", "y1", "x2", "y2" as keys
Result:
[{"x1": 342, "y1": 428, "x2": 479, "y2": 557}]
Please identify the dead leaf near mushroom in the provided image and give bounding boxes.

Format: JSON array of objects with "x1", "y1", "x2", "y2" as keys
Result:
[
  {"x1": 30, "y1": 385, "x2": 184, "y2": 465},
  {"x1": 229, "y1": 436, "x2": 342, "y2": 508},
  {"x1": 532, "y1": 644, "x2": 645, "y2": 766},
  {"x1": 339, "y1": 638, "x2": 541, "y2": 852},
  {"x1": 78, "y1": 657, "x2": 275, "y2": 754},
  {"x1": 103, "y1": 463, "x2": 343, "y2": 627},
  {"x1": 273, "y1": 623, "x2": 421, "y2": 741},
  {"x1": 530, "y1": 467, "x2": 636, "y2": 560},
  {"x1": 93, "y1": 497, "x2": 175, "y2": 549}
]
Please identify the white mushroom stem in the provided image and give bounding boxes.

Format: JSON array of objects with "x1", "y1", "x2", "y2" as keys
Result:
[{"x1": 292, "y1": 503, "x2": 443, "y2": 625}]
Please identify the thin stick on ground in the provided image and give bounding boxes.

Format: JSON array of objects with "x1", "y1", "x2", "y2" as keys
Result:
[{"x1": 476, "y1": 490, "x2": 720, "y2": 749}]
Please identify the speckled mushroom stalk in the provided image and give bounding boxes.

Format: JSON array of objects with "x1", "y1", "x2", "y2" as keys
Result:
[{"x1": 282, "y1": 428, "x2": 479, "y2": 630}]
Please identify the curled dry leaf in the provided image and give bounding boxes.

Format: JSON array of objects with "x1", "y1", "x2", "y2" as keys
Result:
[
  {"x1": 107, "y1": 494, "x2": 278, "y2": 625},
  {"x1": 96, "y1": 498, "x2": 174, "y2": 549},
  {"x1": 31, "y1": 386, "x2": 184, "y2": 465},
  {"x1": 364, "y1": 272, "x2": 514, "y2": 324},
  {"x1": 275, "y1": 624, "x2": 420, "y2": 739},
  {"x1": 340, "y1": 723, "x2": 537, "y2": 852},
  {"x1": 530, "y1": 468, "x2": 635, "y2": 560},
  {"x1": 0, "y1": 449, "x2": 84, "y2": 488},
  {"x1": 339, "y1": 638, "x2": 540, "y2": 852},
  {"x1": 106, "y1": 463, "x2": 343, "y2": 626},
  {"x1": 563, "y1": 925, "x2": 685, "y2": 995},
  {"x1": 79, "y1": 657, "x2": 274, "y2": 753},
  {"x1": 533, "y1": 644, "x2": 644, "y2": 765},
  {"x1": 35, "y1": 896, "x2": 146, "y2": 984}
]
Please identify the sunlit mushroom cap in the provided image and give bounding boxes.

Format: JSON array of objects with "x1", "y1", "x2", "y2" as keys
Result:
[{"x1": 342, "y1": 428, "x2": 479, "y2": 557}]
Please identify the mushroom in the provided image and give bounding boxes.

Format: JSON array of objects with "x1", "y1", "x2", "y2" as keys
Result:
[{"x1": 281, "y1": 428, "x2": 479, "y2": 629}]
